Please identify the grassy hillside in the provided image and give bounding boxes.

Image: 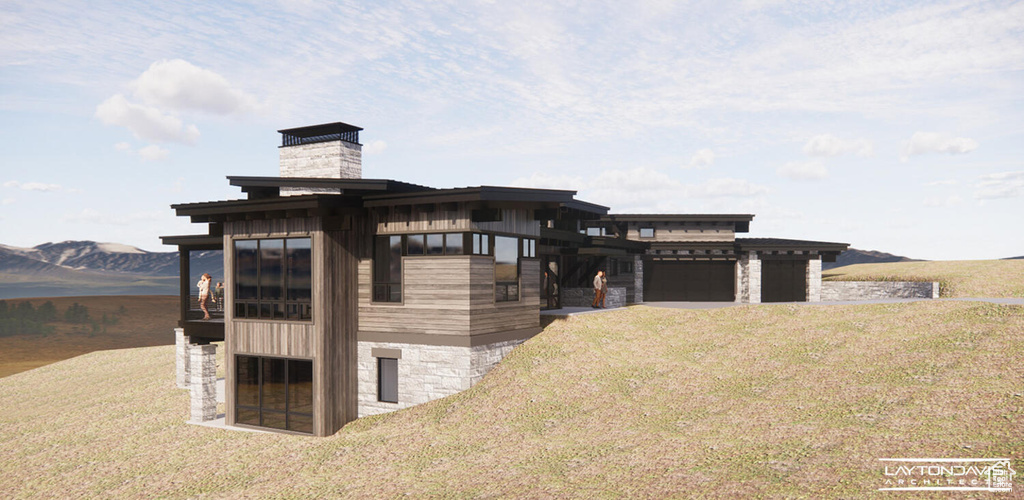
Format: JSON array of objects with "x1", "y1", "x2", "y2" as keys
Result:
[
  {"x1": 1, "y1": 301, "x2": 1022, "y2": 497},
  {"x1": 824, "y1": 259, "x2": 1024, "y2": 298},
  {"x1": 0, "y1": 296, "x2": 178, "y2": 378}
]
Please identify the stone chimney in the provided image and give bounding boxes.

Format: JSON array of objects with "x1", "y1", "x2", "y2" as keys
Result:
[{"x1": 278, "y1": 122, "x2": 363, "y2": 180}]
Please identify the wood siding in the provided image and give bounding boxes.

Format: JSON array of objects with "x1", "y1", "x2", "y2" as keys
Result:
[
  {"x1": 223, "y1": 215, "x2": 365, "y2": 436},
  {"x1": 374, "y1": 207, "x2": 539, "y2": 237},
  {"x1": 358, "y1": 255, "x2": 540, "y2": 338},
  {"x1": 627, "y1": 222, "x2": 735, "y2": 242}
]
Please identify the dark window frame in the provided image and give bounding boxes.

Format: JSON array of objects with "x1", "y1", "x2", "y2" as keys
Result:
[
  {"x1": 233, "y1": 237, "x2": 312, "y2": 321},
  {"x1": 377, "y1": 357, "x2": 398, "y2": 403},
  {"x1": 235, "y1": 354, "x2": 314, "y2": 434}
]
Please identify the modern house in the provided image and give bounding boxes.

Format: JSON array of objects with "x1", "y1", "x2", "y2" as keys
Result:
[{"x1": 162, "y1": 122, "x2": 848, "y2": 436}]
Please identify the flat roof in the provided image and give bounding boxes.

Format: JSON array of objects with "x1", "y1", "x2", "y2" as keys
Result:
[
  {"x1": 736, "y1": 237, "x2": 849, "y2": 252},
  {"x1": 601, "y1": 214, "x2": 755, "y2": 222},
  {"x1": 228, "y1": 176, "x2": 434, "y2": 195},
  {"x1": 277, "y1": 122, "x2": 363, "y2": 137},
  {"x1": 363, "y1": 185, "x2": 609, "y2": 214}
]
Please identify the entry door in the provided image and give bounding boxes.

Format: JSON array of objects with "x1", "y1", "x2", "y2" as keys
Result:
[{"x1": 541, "y1": 255, "x2": 560, "y2": 310}]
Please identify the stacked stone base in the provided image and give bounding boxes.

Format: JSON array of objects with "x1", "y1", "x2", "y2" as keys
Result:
[
  {"x1": 357, "y1": 338, "x2": 524, "y2": 417},
  {"x1": 175, "y1": 328, "x2": 218, "y2": 422},
  {"x1": 560, "y1": 287, "x2": 627, "y2": 308},
  {"x1": 821, "y1": 281, "x2": 940, "y2": 300}
]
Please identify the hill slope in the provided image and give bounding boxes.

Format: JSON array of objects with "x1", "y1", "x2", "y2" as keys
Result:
[
  {"x1": 821, "y1": 248, "x2": 919, "y2": 270},
  {"x1": 823, "y1": 259, "x2": 1024, "y2": 298},
  {"x1": 1, "y1": 301, "x2": 1021, "y2": 497}
]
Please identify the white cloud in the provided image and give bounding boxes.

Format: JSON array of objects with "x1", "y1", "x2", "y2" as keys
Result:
[
  {"x1": 1, "y1": 198, "x2": 15, "y2": 205},
  {"x1": 925, "y1": 179, "x2": 958, "y2": 187},
  {"x1": 684, "y1": 148, "x2": 715, "y2": 168},
  {"x1": 130, "y1": 59, "x2": 256, "y2": 115},
  {"x1": 363, "y1": 140, "x2": 388, "y2": 155},
  {"x1": 513, "y1": 167, "x2": 770, "y2": 213},
  {"x1": 923, "y1": 195, "x2": 963, "y2": 207},
  {"x1": 901, "y1": 132, "x2": 978, "y2": 161},
  {"x1": 3, "y1": 180, "x2": 64, "y2": 192},
  {"x1": 138, "y1": 144, "x2": 169, "y2": 161},
  {"x1": 114, "y1": 142, "x2": 132, "y2": 151},
  {"x1": 802, "y1": 134, "x2": 873, "y2": 157},
  {"x1": 974, "y1": 171, "x2": 1023, "y2": 200},
  {"x1": 776, "y1": 161, "x2": 828, "y2": 180},
  {"x1": 95, "y1": 94, "x2": 200, "y2": 144}
]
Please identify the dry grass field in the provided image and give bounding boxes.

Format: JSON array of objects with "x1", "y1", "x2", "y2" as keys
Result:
[
  {"x1": 0, "y1": 296, "x2": 178, "y2": 378},
  {"x1": 824, "y1": 259, "x2": 1024, "y2": 298},
  {"x1": 1, "y1": 300, "x2": 1021, "y2": 498}
]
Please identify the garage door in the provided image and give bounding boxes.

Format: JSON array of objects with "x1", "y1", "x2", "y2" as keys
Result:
[
  {"x1": 761, "y1": 260, "x2": 807, "y2": 302},
  {"x1": 643, "y1": 259, "x2": 735, "y2": 301}
]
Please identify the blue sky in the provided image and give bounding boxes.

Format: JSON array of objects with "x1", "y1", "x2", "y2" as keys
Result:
[{"x1": 1, "y1": 0, "x2": 1022, "y2": 259}]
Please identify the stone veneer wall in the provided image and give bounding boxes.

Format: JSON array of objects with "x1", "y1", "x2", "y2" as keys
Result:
[
  {"x1": 820, "y1": 281, "x2": 939, "y2": 301},
  {"x1": 357, "y1": 338, "x2": 524, "y2": 417},
  {"x1": 279, "y1": 140, "x2": 362, "y2": 196},
  {"x1": 633, "y1": 256, "x2": 644, "y2": 303},
  {"x1": 736, "y1": 252, "x2": 761, "y2": 303},
  {"x1": 560, "y1": 287, "x2": 627, "y2": 308},
  {"x1": 806, "y1": 258, "x2": 822, "y2": 302}
]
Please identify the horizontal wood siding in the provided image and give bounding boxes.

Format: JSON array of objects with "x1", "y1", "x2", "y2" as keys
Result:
[
  {"x1": 627, "y1": 222, "x2": 735, "y2": 242},
  {"x1": 359, "y1": 255, "x2": 540, "y2": 338}
]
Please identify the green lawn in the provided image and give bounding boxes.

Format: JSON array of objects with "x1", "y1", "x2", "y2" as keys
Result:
[
  {"x1": 1, "y1": 301, "x2": 1021, "y2": 498},
  {"x1": 824, "y1": 259, "x2": 1024, "y2": 298}
]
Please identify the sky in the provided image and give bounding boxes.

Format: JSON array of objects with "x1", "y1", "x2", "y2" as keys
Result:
[{"x1": 1, "y1": 0, "x2": 1022, "y2": 260}]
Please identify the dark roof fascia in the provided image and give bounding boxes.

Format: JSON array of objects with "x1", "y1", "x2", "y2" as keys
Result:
[
  {"x1": 171, "y1": 195, "x2": 352, "y2": 217},
  {"x1": 277, "y1": 122, "x2": 363, "y2": 136},
  {"x1": 601, "y1": 214, "x2": 755, "y2": 223},
  {"x1": 736, "y1": 238, "x2": 850, "y2": 252},
  {"x1": 648, "y1": 241, "x2": 741, "y2": 251},
  {"x1": 227, "y1": 176, "x2": 435, "y2": 194},
  {"x1": 586, "y1": 236, "x2": 649, "y2": 251},
  {"x1": 362, "y1": 186, "x2": 608, "y2": 213},
  {"x1": 160, "y1": 234, "x2": 223, "y2": 249}
]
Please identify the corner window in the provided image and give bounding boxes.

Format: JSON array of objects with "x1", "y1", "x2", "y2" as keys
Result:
[
  {"x1": 234, "y1": 238, "x2": 312, "y2": 321},
  {"x1": 494, "y1": 235, "x2": 520, "y2": 302},
  {"x1": 373, "y1": 236, "x2": 403, "y2": 303},
  {"x1": 472, "y1": 233, "x2": 490, "y2": 255},
  {"x1": 235, "y1": 355, "x2": 313, "y2": 434},
  {"x1": 378, "y1": 358, "x2": 398, "y2": 403},
  {"x1": 639, "y1": 227, "x2": 655, "y2": 239}
]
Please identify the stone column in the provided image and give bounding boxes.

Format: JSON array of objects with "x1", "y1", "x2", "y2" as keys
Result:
[
  {"x1": 737, "y1": 252, "x2": 761, "y2": 303},
  {"x1": 633, "y1": 256, "x2": 644, "y2": 303},
  {"x1": 806, "y1": 258, "x2": 822, "y2": 302},
  {"x1": 189, "y1": 343, "x2": 217, "y2": 422},
  {"x1": 175, "y1": 328, "x2": 191, "y2": 389}
]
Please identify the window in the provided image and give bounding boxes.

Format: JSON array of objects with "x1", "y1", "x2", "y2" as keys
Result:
[
  {"x1": 494, "y1": 235, "x2": 520, "y2": 302},
  {"x1": 235, "y1": 355, "x2": 313, "y2": 434},
  {"x1": 522, "y1": 238, "x2": 536, "y2": 258},
  {"x1": 373, "y1": 235, "x2": 403, "y2": 303},
  {"x1": 377, "y1": 357, "x2": 398, "y2": 403},
  {"x1": 620, "y1": 259, "x2": 634, "y2": 274},
  {"x1": 586, "y1": 227, "x2": 608, "y2": 237},
  {"x1": 234, "y1": 238, "x2": 312, "y2": 321},
  {"x1": 426, "y1": 234, "x2": 444, "y2": 255},
  {"x1": 639, "y1": 227, "x2": 655, "y2": 238},
  {"x1": 608, "y1": 258, "x2": 619, "y2": 277},
  {"x1": 472, "y1": 233, "x2": 490, "y2": 255}
]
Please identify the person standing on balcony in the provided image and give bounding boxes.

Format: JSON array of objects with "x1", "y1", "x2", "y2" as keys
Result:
[{"x1": 197, "y1": 273, "x2": 213, "y2": 320}]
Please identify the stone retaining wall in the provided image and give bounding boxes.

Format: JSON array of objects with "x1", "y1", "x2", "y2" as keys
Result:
[
  {"x1": 561, "y1": 287, "x2": 627, "y2": 308},
  {"x1": 820, "y1": 281, "x2": 939, "y2": 301},
  {"x1": 357, "y1": 338, "x2": 524, "y2": 417}
]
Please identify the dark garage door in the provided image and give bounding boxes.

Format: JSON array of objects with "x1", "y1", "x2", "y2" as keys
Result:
[
  {"x1": 761, "y1": 260, "x2": 807, "y2": 302},
  {"x1": 643, "y1": 259, "x2": 735, "y2": 301}
]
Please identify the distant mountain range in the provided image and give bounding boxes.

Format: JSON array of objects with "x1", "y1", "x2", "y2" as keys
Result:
[{"x1": 0, "y1": 241, "x2": 222, "y2": 299}]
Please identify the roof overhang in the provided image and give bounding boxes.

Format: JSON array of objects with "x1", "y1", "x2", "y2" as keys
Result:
[
  {"x1": 170, "y1": 195, "x2": 362, "y2": 223},
  {"x1": 363, "y1": 186, "x2": 608, "y2": 214},
  {"x1": 601, "y1": 214, "x2": 754, "y2": 232}
]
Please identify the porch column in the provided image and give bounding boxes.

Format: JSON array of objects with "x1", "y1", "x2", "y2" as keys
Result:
[
  {"x1": 175, "y1": 328, "x2": 191, "y2": 389},
  {"x1": 737, "y1": 251, "x2": 761, "y2": 303},
  {"x1": 633, "y1": 255, "x2": 644, "y2": 303},
  {"x1": 806, "y1": 257, "x2": 822, "y2": 302},
  {"x1": 189, "y1": 343, "x2": 217, "y2": 422}
]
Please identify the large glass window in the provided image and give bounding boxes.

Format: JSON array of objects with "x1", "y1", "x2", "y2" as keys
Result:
[
  {"x1": 494, "y1": 235, "x2": 520, "y2": 302},
  {"x1": 235, "y1": 355, "x2": 313, "y2": 434},
  {"x1": 234, "y1": 238, "x2": 312, "y2": 321},
  {"x1": 373, "y1": 236, "x2": 403, "y2": 303}
]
